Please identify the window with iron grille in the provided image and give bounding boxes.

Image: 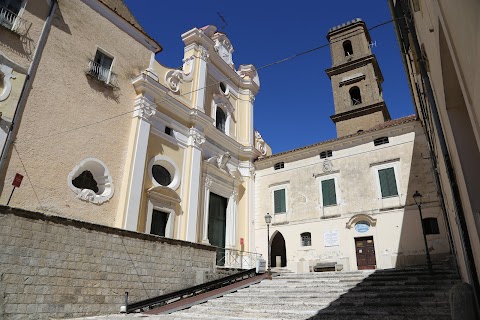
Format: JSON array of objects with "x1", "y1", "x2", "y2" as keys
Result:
[
  {"x1": 423, "y1": 218, "x2": 440, "y2": 235},
  {"x1": 378, "y1": 167, "x2": 398, "y2": 198},
  {"x1": 374, "y1": 136, "x2": 389, "y2": 146},
  {"x1": 274, "y1": 189, "x2": 286, "y2": 213},
  {"x1": 274, "y1": 162, "x2": 284, "y2": 170},
  {"x1": 320, "y1": 150, "x2": 332, "y2": 159},
  {"x1": 87, "y1": 50, "x2": 117, "y2": 87},
  {"x1": 301, "y1": 232, "x2": 311, "y2": 246},
  {"x1": 0, "y1": 0, "x2": 22, "y2": 30},
  {"x1": 321, "y1": 178, "x2": 337, "y2": 206}
]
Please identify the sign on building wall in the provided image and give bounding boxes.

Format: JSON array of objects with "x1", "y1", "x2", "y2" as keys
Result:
[
  {"x1": 324, "y1": 230, "x2": 340, "y2": 247},
  {"x1": 354, "y1": 221, "x2": 371, "y2": 233}
]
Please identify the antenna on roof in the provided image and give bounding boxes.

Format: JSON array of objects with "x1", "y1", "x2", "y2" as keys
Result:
[{"x1": 217, "y1": 12, "x2": 228, "y2": 31}]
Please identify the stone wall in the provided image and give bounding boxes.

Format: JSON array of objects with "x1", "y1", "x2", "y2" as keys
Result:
[{"x1": 0, "y1": 206, "x2": 219, "y2": 319}]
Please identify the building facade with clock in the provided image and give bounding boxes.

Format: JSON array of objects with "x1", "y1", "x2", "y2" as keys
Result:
[{"x1": 253, "y1": 19, "x2": 451, "y2": 272}]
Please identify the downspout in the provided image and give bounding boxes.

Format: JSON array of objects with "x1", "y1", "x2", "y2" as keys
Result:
[
  {"x1": 0, "y1": 0, "x2": 58, "y2": 186},
  {"x1": 388, "y1": 0, "x2": 480, "y2": 308}
]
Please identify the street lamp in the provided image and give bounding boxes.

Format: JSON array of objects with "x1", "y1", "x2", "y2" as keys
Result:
[
  {"x1": 413, "y1": 190, "x2": 433, "y2": 273},
  {"x1": 264, "y1": 212, "x2": 272, "y2": 279}
]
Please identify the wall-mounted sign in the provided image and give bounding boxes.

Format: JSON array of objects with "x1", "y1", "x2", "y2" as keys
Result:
[
  {"x1": 324, "y1": 230, "x2": 340, "y2": 247},
  {"x1": 355, "y1": 221, "x2": 370, "y2": 233}
]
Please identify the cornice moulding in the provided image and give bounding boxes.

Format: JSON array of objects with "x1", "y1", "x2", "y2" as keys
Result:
[{"x1": 255, "y1": 120, "x2": 418, "y2": 169}]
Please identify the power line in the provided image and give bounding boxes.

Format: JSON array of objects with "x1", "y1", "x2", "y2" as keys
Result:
[
  {"x1": 15, "y1": 18, "x2": 397, "y2": 145},
  {"x1": 12, "y1": 144, "x2": 42, "y2": 208}
]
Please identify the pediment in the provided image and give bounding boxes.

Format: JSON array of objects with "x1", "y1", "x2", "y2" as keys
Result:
[
  {"x1": 346, "y1": 213, "x2": 377, "y2": 229},
  {"x1": 147, "y1": 186, "x2": 181, "y2": 204}
]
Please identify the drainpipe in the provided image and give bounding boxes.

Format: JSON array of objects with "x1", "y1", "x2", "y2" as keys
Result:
[
  {"x1": 388, "y1": 0, "x2": 480, "y2": 310},
  {"x1": 0, "y1": 0, "x2": 58, "y2": 188}
]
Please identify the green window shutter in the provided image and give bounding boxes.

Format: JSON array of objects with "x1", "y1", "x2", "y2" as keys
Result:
[
  {"x1": 274, "y1": 189, "x2": 286, "y2": 213},
  {"x1": 378, "y1": 168, "x2": 398, "y2": 197},
  {"x1": 321, "y1": 179, "x2": 337, "y2": 206}
]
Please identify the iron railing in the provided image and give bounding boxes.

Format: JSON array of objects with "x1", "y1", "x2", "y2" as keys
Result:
[
  {"x1": 86, "y1": 60, "x2": 118, "y2": 87},
  {"x1": 215, "y1": 247, "x2": 262, "y2": 269},
  {"x1": 0, "y1": 6, "x2": 29, "y2": 35},
  {"x1": 126, "y1": 267, "x2": 257, "y2": 313}
]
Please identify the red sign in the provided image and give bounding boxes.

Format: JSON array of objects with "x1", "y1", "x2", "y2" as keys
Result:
[
  {"x1": 240, "y1": 238, "x2": 244, "y2": 246},
  {"x1": 12, "y1": 173, "x2": 23, "y2": 188}
]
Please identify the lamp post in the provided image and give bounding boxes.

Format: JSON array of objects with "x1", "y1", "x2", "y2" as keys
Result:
[
  {"x1": 264, "y1": 212, "x2": 272, "y2": 279},
  {"x1": 413, "y1": 190, "x2": 433, "y2": 273}
]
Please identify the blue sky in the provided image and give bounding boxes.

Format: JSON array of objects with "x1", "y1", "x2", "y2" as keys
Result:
[{"x1": 124, "y1": 1, "x2": 414, "y2": 154}]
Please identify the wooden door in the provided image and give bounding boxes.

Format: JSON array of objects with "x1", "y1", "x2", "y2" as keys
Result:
[
  {"x1": 208, "y1": 193, "x2": 227, "y2": 266},
  {"x1": 355, "y1": 236, "x2": 376, "y2": 270}
]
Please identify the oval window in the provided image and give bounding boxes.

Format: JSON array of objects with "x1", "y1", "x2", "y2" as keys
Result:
[{"x1": 152, "y1": 165, "x2": 172, "y2": 186}]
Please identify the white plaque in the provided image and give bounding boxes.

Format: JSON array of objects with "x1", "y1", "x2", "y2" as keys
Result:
[
  {"x1": 324, "y1": 230, "x2": 340, "y2": 247},
  {"x1": 256, "y1": 258, "x2": 267, "y2": 273}
]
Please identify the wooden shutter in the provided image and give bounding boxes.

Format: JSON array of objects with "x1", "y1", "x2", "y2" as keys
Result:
[
  {"x1": 274, "y1": 189, "x2": 286, "y2": 213},
  {"x1": 321, "y1": 179, "x2": 337, "y2": 206},
  {"x1": 378, "y1": 168, "x2": 398, "y2": 197}
]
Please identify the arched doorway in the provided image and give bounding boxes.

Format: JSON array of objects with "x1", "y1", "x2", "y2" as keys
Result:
[{"x1": 270, "y1": 231, "x2": 286, "y2": 267}]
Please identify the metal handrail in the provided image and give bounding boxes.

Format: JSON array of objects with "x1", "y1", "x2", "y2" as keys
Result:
[
  {"x1": 0, "y1": 6, "x2": 29, "y2": 35},
  {"x1": 126, "y1": 267, "x2": 257, "y2": 313},
  {"x1": 215, "y1": 247, "x2": 263, "y2": 269},
  {"x1": 86, "y1": 60, "x2": 118, "y2": 87}
]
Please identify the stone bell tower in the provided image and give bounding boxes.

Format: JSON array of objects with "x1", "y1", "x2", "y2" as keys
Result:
[{"x1": 326, "y1": 18, "x2": 391, "y2": 137}]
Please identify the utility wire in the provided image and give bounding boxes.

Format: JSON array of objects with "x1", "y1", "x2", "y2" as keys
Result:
[
  {"x1": 12, "y1": 144, "x2": 42, "y2": 208},
  {"x1": 15, "y1": 18, "x2": 397, "y2": 145}
]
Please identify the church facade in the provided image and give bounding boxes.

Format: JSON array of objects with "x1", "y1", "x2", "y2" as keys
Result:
[
  {"x1": 253, "y1": 19, "x2": 451, "y2": 272},
  {"x1": 0, "y1": 1, "x2": 269, "y2": 262}
]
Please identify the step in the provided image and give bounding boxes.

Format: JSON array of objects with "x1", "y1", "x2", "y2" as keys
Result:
[{"x1": 172, "y1": 304, "x2": 451, "y2": 319}]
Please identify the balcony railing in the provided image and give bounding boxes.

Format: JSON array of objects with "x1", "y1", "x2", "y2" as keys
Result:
[
  {"x1": 0, "y1": 6, "x2": 29, "y2": 35},
  {"x1": 86, "y1": 60, "x2": 118, "y2": 88},
  {"x1": 216, "y1": 247, "x2": 263, "y2": 269}
]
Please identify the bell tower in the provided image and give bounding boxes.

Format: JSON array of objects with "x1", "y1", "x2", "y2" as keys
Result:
[{"x1": 326, "y1": 18, "x2": 391, "y2": 137}]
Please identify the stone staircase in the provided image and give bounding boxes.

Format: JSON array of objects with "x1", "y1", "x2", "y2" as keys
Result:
[{"x1": 149, "y1": 263, "x2": 459, "y2": 320}]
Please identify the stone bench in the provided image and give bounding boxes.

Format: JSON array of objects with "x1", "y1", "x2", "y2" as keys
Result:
[{"x1": 312, "y1": 262, "x2": 343, "y2": 272}]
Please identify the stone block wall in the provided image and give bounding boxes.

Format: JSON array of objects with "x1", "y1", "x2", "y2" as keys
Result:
[{"x1": 0, "y1": 206, "x2": 218, "y2": 319}]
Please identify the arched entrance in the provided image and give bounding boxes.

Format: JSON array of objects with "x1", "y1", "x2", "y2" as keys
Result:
[{"x1": 270, "y1": 231, "x2": 286, "y2": 267}]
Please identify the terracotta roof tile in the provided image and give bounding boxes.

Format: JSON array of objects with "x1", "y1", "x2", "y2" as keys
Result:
[{"x1": 256, "y1": 115, "x2": 417, "y2": 162}]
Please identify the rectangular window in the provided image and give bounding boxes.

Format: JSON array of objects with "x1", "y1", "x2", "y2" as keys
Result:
[
  {"x1": 378, "y1": 167, "x2": 398, "y2": 198},
  {"x1": 320, "y1": 150, "x2": 333, "y2": 159},
  {"x1": 274, "y1": 162, "x2": 284, "y2": 170},
  {"x1": 150, "y1": 209, "x2": 169, "y2": 237},
  {"x1": 274, "y1": 189, "x2": 286, "y2": 213},
  {"x1": 0, "y1": 0, "x2": 23, "y2": 29},
  {"x1": 165, "y1": 126, "x2": 172, "y2": 136},
  {"x1": 87, "y1": 49, "x2": 117, "y2": 86},
  {"x1": 321, "y1": 179, "x2": 337, "y2": 206},
  {"x1": 301, "y1": 233, "x2": 311, "y2": 246},
  {"x1": 0, "y1": 0, "x2": 22, "y2": 14},
  {"x1": 374, "y1": 137, "x2": 389, "y2": 146},
  {"x1": 423, "y1": 218, "x2": 440, "y2": 235}
]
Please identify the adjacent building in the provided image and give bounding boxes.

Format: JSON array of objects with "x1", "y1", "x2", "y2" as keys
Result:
[
  {"x1": 389, "y1": 0, "x2": 480, "y2": 303},
  {"x1": 254, "y1": 19, "x2": 450, "y2": 273}
]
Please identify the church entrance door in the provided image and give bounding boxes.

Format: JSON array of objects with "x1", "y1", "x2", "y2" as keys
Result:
[
  {"x1": 208, "y1": 193, "x2": 227, "y2": 265},
  {"x1": 355, "y1": 236, "x2": 376, "y2": 270}
]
